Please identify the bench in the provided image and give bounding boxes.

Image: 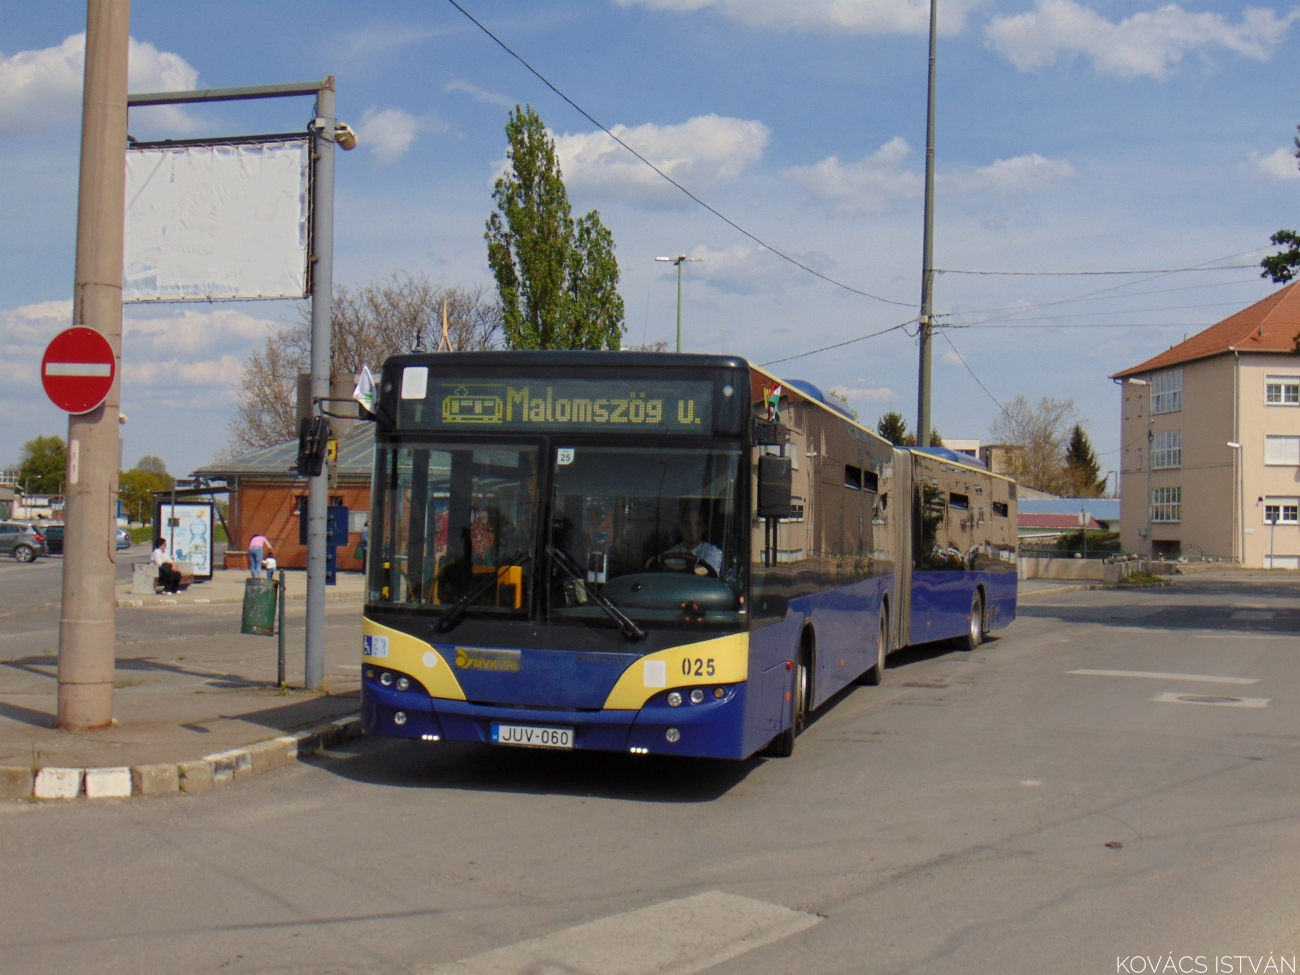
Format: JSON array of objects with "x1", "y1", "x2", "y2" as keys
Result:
[{"x1": 131, "y1": 561, "x2": 194, "y2": 594}]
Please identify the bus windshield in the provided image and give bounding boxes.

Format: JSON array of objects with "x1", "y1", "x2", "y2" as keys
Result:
[
  {"x1": 547, "y1": 445, "x2": 745, "y2": 625},
  {"x1": 371, "y1": 443, "x2": 539, "y2": 614}
]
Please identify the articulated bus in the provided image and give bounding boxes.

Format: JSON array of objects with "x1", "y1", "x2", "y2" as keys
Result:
[{"x1": 361, "y1": 352, "x2": 1018, "y2": 759}]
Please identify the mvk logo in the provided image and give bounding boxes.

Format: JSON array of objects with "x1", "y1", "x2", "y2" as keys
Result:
[{"x1": 454, "y1": 647, "x2": 522, "y2": 672}]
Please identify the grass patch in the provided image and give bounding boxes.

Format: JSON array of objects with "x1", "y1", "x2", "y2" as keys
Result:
[{"x1": 1119, "y1": 571, "x2": 1166, "y2": 586}]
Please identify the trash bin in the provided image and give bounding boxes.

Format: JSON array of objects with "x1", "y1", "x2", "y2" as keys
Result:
[{"x1": 241, "y1": 578, "x2": 279, "y2": 636}]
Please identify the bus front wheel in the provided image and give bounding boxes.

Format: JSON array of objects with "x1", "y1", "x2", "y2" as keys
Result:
[
  {"x1": 963, "y1": 591, "x2": 984, "y2": 651},
  {"x1": 766, "y1": 655, "x2": 808, "y2": 757}
]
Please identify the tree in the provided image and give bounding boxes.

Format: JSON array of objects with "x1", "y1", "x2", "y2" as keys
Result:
[
  {"x1": 227, "y1": 276, "x2": 502, "y2": 453},
  {"x1": 486, "y1": 106, "x2": 625, "y2": 350},
  {"x1": 19, "y1": 435, "x2": 66, "y2": 494},
  {"x1": 136, "y1": 455, "x2": 167, "y2": 475},
  {"x1": 876, "y1": 411, "x2": 908, "y2": 445},
  {"x1": 988, "y1": 396, "x2": 1081, "y2": 494},
  {"x1": 827, "y1": 388, "x2": 859, "y2": 420},
  {"x1": 119, "y1": 466, "x2": 174, "y2": 524},
  {"x1": 1261, "y1": 126, "x2": 1300, "y2": 285},
  {"x1": 1062, "y1": 424, "x2": 1106, "y2": 497}
]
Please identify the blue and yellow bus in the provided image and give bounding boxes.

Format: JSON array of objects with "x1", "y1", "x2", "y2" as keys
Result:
[{"x1": 361, "y1": 352, "x2": 1018, "y2": 759}]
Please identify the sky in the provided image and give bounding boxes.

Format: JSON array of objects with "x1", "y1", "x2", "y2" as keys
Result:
[{"x1": 1, "y1": 0, "x2": 1297, "y2": 480}]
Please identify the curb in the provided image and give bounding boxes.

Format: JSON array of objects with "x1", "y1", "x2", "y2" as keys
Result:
[
  {"x1": 0, "y1": 714, "x2": 361, "y2": 803},
  {"x1": 1017, "y1": 584, "x2": 1097, "y2": 600}
]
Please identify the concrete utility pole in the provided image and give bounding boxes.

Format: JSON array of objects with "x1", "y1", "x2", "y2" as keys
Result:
[
  {"x1": 58, "y1": 0, "x2": 129, "y2": 730},
  {"x1": 915, "y1": 0, "x2": 939, "y2": 448},
  {"x1": 305, "y1": 80, "x2": 337, "y2": 691}
]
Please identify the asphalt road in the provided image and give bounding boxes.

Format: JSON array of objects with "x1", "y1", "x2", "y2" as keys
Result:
[{"x1": 2, "y1": 571, "x2": 1298, "y2": 975}]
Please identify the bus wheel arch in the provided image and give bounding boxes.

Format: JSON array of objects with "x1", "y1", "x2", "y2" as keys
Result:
[
  {"x1": 764, "y1": 623, "x2": 813, "y2": 758},
  {"x1": 858, "y1": 600, "x2": 888, "y2": 686}
]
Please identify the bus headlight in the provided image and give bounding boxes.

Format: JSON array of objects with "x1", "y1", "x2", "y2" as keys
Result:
[
  {"x1": 713, "y1": 687, "x2": 726, "y2": 699},
  {"x1": 689, "y1": 689, "x2": 705, "y2": 704},
  {"x1": 665, "y1": 728, "x2": 681, "y2": 743},
  {"x1": 380, "y1": 671, "x2": 394, "y2": 687},
  {"x1": 667, "y1": 691, "x2": 682, "y2": 707},
  {"x1": 394, "y1": 711, "x2": 407, "y2": 726},
  {"x1": 396, "y1": 677, "x2": 410, "y2": 691}
]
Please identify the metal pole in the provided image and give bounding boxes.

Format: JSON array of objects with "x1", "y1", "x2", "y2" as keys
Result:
[
  {"x1": 277, "y1": 568, "x2": 286, "y2": 686},
  {"x1": 305, "y1": 78, "x2": 336, "y2": 691},
  {"x1": 1269, "y1": 516, "x2": 1276, "y2": 569},
  {"x1": 675, "y1": 258, "x2": 683, "y2": 353},
  {"x1": 915, "y1": 0, "x2": 938, "y2": 448},
  {"x1": 57, "y1": 0, "x2": 129, "y2": 730},
  {"x1": 1146, "y1": 411, "x2": 1153, "y2": 561}
]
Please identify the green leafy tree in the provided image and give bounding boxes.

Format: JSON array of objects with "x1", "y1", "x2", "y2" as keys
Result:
[
  {"x1": 486, "y1": 106, "x2": 625, "y2": 350},
  {"x1": 119, "y1": 467, "x2": 174, "y2": 524},
  {"x1": 1261, "y1": 126, "x2": 1300, "y2": 285},
  {"x1": 18, "y1": 435, "x2": 66, "y2": 494},
  {"x1": 876, "y1": 411, "x2": 908, "y2": 445},
  {"x1": 136, "y1": 455, "x2": 167, "y2": 475},
  {"x1": 1063, "y1": 424, "x2": 1106, "y2": 497}
]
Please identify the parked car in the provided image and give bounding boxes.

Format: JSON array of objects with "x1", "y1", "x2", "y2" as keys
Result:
[
  {"x1": 0, "y1": 522, "x2": 47, "y2": 562},
  {"x1": 41, "y1": 525, "x2": 131, "y2": 554}
]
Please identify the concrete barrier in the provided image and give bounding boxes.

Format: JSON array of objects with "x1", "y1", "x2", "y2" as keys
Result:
[{"x1": 1019, "y1": 557, "x2": 1146, "y2": 584}]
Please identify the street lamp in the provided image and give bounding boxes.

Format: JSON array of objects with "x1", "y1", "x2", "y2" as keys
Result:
[
  {"x1": 1261, "y1": 497, "x2": 1277, "y2": 569},
  {"x1": 1128, "y1": 379, "x2": 1153, "y2": 561},
  {"x1": 655, "y1": 253, "x2": 702, "y2": 353}
]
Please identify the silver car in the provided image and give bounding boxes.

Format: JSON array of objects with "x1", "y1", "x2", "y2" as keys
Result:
[{"x1": 0, "y1": 522, "x2": 48, "y2": 562}]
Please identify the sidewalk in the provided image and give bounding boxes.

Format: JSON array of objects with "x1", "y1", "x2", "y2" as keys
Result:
[
  {"x1": 116, "y1": 565, "x2": 365, "y2": 607},
  {"x1": 1, "y1": 570, "x2": 366, "y2": 801}
]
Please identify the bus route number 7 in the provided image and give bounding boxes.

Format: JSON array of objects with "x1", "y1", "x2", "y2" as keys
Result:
[{"x1": 681, "y1": 657, "x2": 716, "y2": 678}]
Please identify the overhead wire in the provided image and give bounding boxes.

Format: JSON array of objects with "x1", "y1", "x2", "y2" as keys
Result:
[
  {"x1": 758, "y1": 319, "x2": 916, "y2": 367},
  {"x1": 446, "y1": 0, "x2": 916, "y2": 308},
  {"x1": 938, "y1": 330, "x2": 1013, "y2": 421},
  {"x1": 935, "y1": 263, "x2": 1259, "y2": 276}
]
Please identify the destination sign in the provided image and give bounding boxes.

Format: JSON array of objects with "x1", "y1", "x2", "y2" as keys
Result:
[{"x1": 424, "y1": 379, "x2": 714, "y2": 433}]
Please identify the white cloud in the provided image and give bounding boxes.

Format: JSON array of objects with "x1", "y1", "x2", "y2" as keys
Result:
[
  {"x1": 985, "y1": 1, "x2": 1300, "y2": 80},
  {"x1": 786, "y1": 137, "x2": 923, "y2": 213},
  {"x1": 1252, "y1": 146, "x2": 1300, "y2": 180},
  {"x1": 831, "y1": 384, "x2": 897, "y2": 403},
  {"x1": 0, "y1": 300, "x2": 277, "y2": 400},
  {"x1": 790, "y1": 140, "x2": 1076, "y2": 210},
  {"x1": 672, "y1": 244, "x2": 832, "y2": 294},
  {"x1": 356, "y1": 106, "x2": 444, "y2": 164},
  {"x1": 552, "y1": 115, "x2": 770, "y2": 206},
  {"x1": 613, "y1": 0, "x2": 980, "y2": 35},
  {"x1": 444, "y1": 78, "x2": 514, "y2": 108},
  {"x1": 946, "y1": 153, "x2": 1078, "y2": 194},
  {"x1": 0, "y1": 33, "x2": 200, "y2": 133}
]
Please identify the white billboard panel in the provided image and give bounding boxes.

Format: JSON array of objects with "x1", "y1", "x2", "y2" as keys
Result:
[{"x1": 124, "y1": 140, "x2": 310, "y2": 302}]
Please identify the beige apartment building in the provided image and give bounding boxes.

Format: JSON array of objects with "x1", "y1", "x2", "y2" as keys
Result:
[{"x1": 1112, "y1": 283, "x2": 1300, "y2": 567}]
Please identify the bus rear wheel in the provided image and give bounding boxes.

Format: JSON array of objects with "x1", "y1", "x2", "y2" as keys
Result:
[
  {"x1": 766, "y1": 655, "x2": 808, "y2": 757},
  {"x1": 857, "y1": 609, "x2": 889, "y2": 685},
  {"x1": 963, "y1": 591, "x2": 984, "y2": 651}
]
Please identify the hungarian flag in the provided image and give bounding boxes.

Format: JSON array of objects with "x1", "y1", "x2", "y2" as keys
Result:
[{"x1": 766, "y1": 384, "x2": 782, "y2": 422}]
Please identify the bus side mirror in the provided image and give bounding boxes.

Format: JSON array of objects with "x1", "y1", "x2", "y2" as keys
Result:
[{"x1": 757, "y1": 456, "x2": 793, "y2": 518}]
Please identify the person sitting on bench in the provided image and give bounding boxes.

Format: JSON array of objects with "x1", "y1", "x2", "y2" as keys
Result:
[{"x1": 151, "y1": 539, "x2": 182, "y2": 593}]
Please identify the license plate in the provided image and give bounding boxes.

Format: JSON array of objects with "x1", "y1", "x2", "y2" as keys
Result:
[{"x1": 491, "y1": 724, "x2": 574, "y2": 749}]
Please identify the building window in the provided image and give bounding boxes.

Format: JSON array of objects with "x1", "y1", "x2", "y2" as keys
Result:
[
  {"x1": 1263, "y1": 498, "x2": 1299, "y2": 525},
  {"x1": 1151, "y1": 486, "x2": 1181, "y2": 523},
  {"x1": 1152, "y1": 367, "x2": 1183, "y2": 414},
  {"x1": 1265, "y1": 376, "x2": 1300, "y2": 405},
  {"x1": 1264, "y1": 435, "x2": 1300, "y2": 466},
  {"x1": 1151, "y1": 430, "x2": 1181, "y2": 469}
]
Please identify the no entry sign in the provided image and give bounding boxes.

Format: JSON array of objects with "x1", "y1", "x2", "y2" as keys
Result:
[{"x1": 42, "y1": 327, "x2": 116, "y2": 414}]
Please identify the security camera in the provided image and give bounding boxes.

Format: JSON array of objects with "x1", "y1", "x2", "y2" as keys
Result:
[{"x1": 334, "y1": 122, "x2": 358, "y2": 151}]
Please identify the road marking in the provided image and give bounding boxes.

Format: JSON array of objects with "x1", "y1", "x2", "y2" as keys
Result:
[
  {"x1": 418, "y1": 891, "x2": 821, "y2": 975},
  {"x1": 1069, "y1": 669, "x2": 1258, "y2": 685},
  {"x1": 1152, "y1": 692, "x2": 1269, "y2": 709},
  {"x1": 1231, "y1": 610, "x2": 1275, "y2": 621}
]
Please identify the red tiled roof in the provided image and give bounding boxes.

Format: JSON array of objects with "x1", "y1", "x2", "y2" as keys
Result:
[{"x1": 1111, "y1": 282, "x2": 1300, "y2": 379}]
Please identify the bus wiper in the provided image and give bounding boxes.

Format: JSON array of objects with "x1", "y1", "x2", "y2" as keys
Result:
[
  {"x1": 545, "y1": 545, "x2": 645, "y2": 642},
  {"x1": 435, "y1": 549, "x2": 532, "y2": 633}
]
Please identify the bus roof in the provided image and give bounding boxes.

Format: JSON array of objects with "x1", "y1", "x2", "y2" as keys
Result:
[{"x1": 384, "y1": 350, "x2": 750, "y2": 371}]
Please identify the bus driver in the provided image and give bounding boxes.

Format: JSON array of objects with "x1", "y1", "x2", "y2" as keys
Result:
[{"x1": 650, "y1": 505, "x2": 722, "y2": 576}]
